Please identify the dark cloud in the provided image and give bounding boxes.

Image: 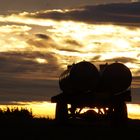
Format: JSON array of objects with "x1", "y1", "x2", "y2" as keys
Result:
[
  {"x1": 0, "y1": 0, "x2": 130, "y2": 14},
  {"x1": 0, "y1": 78, "x2": 59, "y2": 102},
  {"x1": 91, "y1": 55, "x2": 101, "y2": 61},
  {"x1": 0, "y1": 52, "x2": 60, "y2": 78},
  {"x1": 65, "y1": 39, "x2": 82, "y2": 47},
  {"x1": 58, "y1": 48, "x2": 81, "y2": 53},
  {"x1": 27, "y1": 39, "x2": 46, "y2": 48},
  {"x1": 35, "y1": 34, "x2": 51, "y2": 40},
  {"x1": 27, "y1": 34, "x2": 54, "y2": 49},
  {"x1": 26, "y1": 2, "x2": 140, "y2": 26},
  {"x1": 101, "y1": 57, "x2": 137, "y2": 63},
  {"x1": 0, "y1": 52, "x2": 61, "y2": 103}
]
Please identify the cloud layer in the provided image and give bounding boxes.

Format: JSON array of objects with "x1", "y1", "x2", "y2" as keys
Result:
[
  {"x1": 0, "y1": 2, "x2": 140, "y2": 103},
  {"x1": 0, "y1": 0, "x2": 131, "y2": 13},
  {"x1": 25, "y1": 2, "x2": 140, "y2": 26}
]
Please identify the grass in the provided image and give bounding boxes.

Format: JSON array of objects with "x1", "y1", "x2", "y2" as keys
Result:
[
  {"x1": 0, "y1": 107, "x2": 139, "y2": 139},
  {"x1": 0, "y1": 107, "x2": 33, "y2": 121}
]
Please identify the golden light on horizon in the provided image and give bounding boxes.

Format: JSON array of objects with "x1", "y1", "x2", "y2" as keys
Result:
[
  {"x1": 29, "y1": 102, "x2": 140, "y2": 120},
  {"x1": 0, "y1": 102, "x2": 139, "y2": 120},
  {"x1": 127, "y1": 104, "x2": 140, "y2": 120},
  {"x1": 26, "y1": 102, "x2": 56, "y2": 118},
  {"x1": 0, "y1": 102, "x2": 56, "y2": 119}
]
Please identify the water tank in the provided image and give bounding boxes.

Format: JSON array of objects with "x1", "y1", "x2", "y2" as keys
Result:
[
  {"x1": 99, "y1": 62, "x2": 132, "y2": 94},
  {"x1": 59, "y1": 61, "x2": 100, "y2": 94}
]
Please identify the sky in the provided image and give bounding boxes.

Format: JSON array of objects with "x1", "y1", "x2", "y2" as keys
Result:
[
  {"x1": 0, "y1": 0, "x2": 140, "y2": 104},
  {"x1": 0, "y1": 0, "x2": 135, "y2": 12}
]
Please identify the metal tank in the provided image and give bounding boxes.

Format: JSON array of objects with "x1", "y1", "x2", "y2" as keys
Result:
[
  {"x1": 51, "y1": 61, "x2": 132, "y2": 123},
  {"x1": 59, "y1": 61, "x2": 100, "y2": 94},
  {"x1": 99, "y1": 62, "x2": 132, "y2": 94}
]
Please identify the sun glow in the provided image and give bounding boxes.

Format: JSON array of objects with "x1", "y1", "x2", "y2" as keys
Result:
[
  {"x1": 26, "y1": 102, "x2": 56, "y2": 118},
  {"x1": 127, "y1": 104, "x2": 140, "y2": 119},
  {"x1": 35, "y1": 58, "x2": 48, "y2": 64},
  {"x1": 0, "y1": 14, "x2": 56, "y2": 27},
  {"x1": 47, "y1": 21, "x2": 140, "y2": 71},
  {"x1": 125, "y1": 62, "x2": 140, "y2": 69},
  {"x1": 0, "y1": 102, "x2": 56, "y2": 119},
  {"x1": 0, "y1": 12, "x2": 140, "y2": 76},
  {"x1": 0, "y1": 102, "x2": 139, "y2": 120}
]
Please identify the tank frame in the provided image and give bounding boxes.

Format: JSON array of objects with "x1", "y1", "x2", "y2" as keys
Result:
[
  {"x1": 51, "y1": 89, "x2": 131, "y2": 123},
  {"x1": 51, "y1": 62, "x2": 132, "y2": 124}
]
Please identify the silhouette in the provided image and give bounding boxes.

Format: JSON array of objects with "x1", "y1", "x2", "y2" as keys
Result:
[
  {"x1": 0, "y1": 61, "x2": 138, "y2": 139},
  {"x1": 0, "y1": 107, "x2": 33, "y2": 122},
  {"x1": 51, "y1": 61, "x2": 132, "y2": 125},
  {"x1": 0, "y1": 107, "x2": 140, "y2": 140}
]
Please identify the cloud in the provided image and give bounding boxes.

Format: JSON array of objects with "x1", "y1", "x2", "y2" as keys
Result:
[
  {"x1": 27, "y1": 36, "x2": 53, "y2": 49},
  {"x1": 0, "y1": 0, "x2": 131, "y2": 14},
  {"x1": 0, "y1": 45, "x2": 61, "y2": 103},
  {"x1": 58, "y1": 48, "x2": 81, "y2": 53},
  {"x1": 98, "y1": 56, "x2": 140, "y2": 76},
  {"x1": 134, "y1": 69, "x2": 140, "y2": 75},
  {"x1": 103, "y1": 57, "x2": 138, "y2": 63},
  {"x1": 131, "y1": 0, "x2": 140, "y2": 2},
  {"x1": 65, "y1": 39, "x2": 82, "y2": 47},
  {"x1": 27, "y1": 33, "x2": 57, "y2": 51},
  {"x1": 0, "y1": 77, "x2": 59, "y2": 102},
  {"x1": 137, "y1": 54, "x2": 140, "y2": 57},
  {"x1": 0, "y1": 25, "x2": 31, "y2": 33},
  {"x1": 24, "y1": 2, "x2": 140, "y2": 26},
  {"x1": 35, "y1": 33, "x2": 51, "y2": 40},
  {"x1": 0, "y1": 52, "x2": 60, "y2": 79},
  {"x1": 0, "y1": 52, "x2": 61, "y2": 103},
  {"x1": 91, "y1": 55, "x2": 101, "y2": 62}
]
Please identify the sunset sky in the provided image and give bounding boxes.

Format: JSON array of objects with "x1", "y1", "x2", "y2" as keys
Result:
[{"x1": 0, "y1": 0, "x2": 140, "y2": 105}]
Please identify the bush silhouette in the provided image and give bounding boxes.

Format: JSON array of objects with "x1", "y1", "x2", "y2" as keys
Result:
[{"x1": 0, "y1": 107, "x2": 33, "y2": 122}]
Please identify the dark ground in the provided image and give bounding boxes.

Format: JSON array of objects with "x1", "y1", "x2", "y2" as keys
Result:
[{"x1": 0, "y1": 117, "x2": 140, "y2": 140}]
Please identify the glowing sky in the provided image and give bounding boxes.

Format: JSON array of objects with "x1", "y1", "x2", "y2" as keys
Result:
[
  {"x1": 0, "y1": 1, "x2": 140, "y2": 103},
  {"x1": 0, "y1": 102, "x2": 140, "y2": 120}
]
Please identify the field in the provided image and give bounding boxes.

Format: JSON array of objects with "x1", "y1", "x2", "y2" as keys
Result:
[{"x1": 0, "y1": 108, "x2": 140, "y2": 140}]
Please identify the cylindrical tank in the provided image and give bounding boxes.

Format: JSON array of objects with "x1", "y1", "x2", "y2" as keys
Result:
[
  {"x1": 99, "y1": 62, "x2": 132, "y2": 94},
  {"x1": 59, "y1": 61, "x2": 100, "y2": 94}
]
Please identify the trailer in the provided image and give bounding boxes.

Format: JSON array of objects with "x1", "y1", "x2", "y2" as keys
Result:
[{"x1": 51, "y1": 61, "x2": 132, "y2": 123}]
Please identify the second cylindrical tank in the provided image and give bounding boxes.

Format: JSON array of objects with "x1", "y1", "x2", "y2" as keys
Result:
[{"x1": 99, "y1": 62, "x2": 132, "y2": 94}]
